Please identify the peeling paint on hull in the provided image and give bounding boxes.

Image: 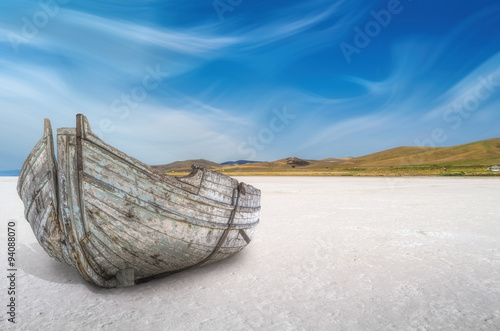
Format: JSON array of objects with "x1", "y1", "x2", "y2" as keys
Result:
[{"x1": 17, "y1": 115, "x2": 261, "y2": 288}]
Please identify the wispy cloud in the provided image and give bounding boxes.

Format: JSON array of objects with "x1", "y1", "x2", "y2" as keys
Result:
[
  {"x1": 422, "y1": 52, "x2": 500, "y2": 123},
  {"x1": 0, "y1": 0, "x2": 499, "y2": 170}
]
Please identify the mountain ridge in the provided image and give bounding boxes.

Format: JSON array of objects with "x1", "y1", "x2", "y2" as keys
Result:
[{"x1": 153, "y1": 137, "x2": 500, "y2": 175}]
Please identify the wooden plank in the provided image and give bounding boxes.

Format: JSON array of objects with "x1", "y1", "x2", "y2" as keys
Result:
[
  {"x1": 57, "y1": 128, "x2": 117, "y2": 288},
  {"x1": 85, "y1": 183, "x2": 249, "y2": 251},
  {"x1": 82, "y1": 171, "x2": 258, "y2": 230},
  {"x1": 17, "y1": 120, "x2": 71, "y2": 264},
  {"x1": 82, "y1": 140, "x2": 260, "y2": 215},
  {"x1": 82, "y1": 152, "x2": 260, "y2": 225}
]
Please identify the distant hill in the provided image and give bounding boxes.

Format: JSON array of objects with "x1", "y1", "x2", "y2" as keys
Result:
[
  {"x1": 0, "y1": 169, "x2": 20, "y2": 176},
  {"x1": 153, "y1": 138, "x2": 500, "y2": 175},
  {"x1": 321, "y1": 157, "x2": 353, "y2": 162},
  {"x1": 340, "y1": 138, "x2": 500, "y2": 167},
  {"x1": 220, "y1": 160, "x2": 263, "y2": 166}
]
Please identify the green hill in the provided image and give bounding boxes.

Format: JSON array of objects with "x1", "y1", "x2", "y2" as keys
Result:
[
  {"x1": 154, "y1": 138, "x2": 500, "y2": 176},
  {"x1": 342, "y1": 138, "x2": 500, "y2": 167}
]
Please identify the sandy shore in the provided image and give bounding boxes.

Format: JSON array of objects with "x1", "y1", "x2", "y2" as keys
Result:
[{"x1": 1, "y1": 176, "x2": 499, "y2": 330}]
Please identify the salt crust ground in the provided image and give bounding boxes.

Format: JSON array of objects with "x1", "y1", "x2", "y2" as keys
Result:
[{"x1": 1, "y1": 176, "x2": 499, "y2": 330}]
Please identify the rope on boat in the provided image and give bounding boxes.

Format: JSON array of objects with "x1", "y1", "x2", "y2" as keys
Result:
[{"x1": 135, "y1": 182, "x2": 246, "y2": 284}]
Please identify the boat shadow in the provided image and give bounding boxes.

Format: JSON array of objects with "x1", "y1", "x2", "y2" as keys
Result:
[
  {"x1": 18, "y1": 242, "x2": 87, "y2": 286},
  {"x1": 19, "y1": 241, "x2": 250, "y2": 292},
  {"x1": 92, "y1": 249, "x2": 250, "y2": 294}
]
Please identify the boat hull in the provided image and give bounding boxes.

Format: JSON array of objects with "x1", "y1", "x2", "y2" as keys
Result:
[{"x1": 18, "y1": 115, "x2": 261, "y2": 288}]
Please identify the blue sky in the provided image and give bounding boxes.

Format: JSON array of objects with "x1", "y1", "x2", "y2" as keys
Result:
[{"x1": 1, "y1": 0, "x2": 500, "y2": 170}]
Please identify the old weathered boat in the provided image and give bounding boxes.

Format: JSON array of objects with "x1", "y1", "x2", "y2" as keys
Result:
[{"x1": 17, "y1": 114, "x2": 260, "y2": 288}]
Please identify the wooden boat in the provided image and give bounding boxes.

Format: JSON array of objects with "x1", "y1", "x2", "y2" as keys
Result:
[{"x1": 17, "y1": 114, "x2": 260, "y2": 288}]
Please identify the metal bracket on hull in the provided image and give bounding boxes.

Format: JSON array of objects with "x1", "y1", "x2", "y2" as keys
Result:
[
  {"x1": 239, "y1": 229, "x2": 251, "y2": 244},
  {"x1": 116, "y1": 268, "x2": 135, "y2": 288}
]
